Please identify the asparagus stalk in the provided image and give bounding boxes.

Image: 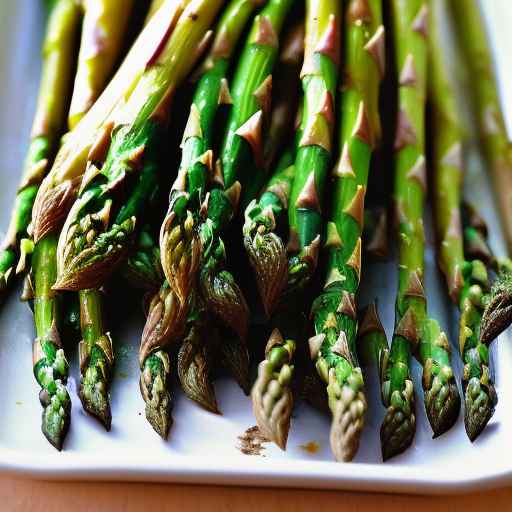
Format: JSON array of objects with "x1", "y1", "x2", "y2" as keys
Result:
[
  {"x1": 384, "y1": 0, "x2": 460, "y2": 460},
  {"x1": 310, "y1": 0, "x2": 385, "y2": 462},
  {"x1": 243, "y1": 23, "x2": 304, "y2": 318},
  {"x1": 198, "y1": 0, "x2": 294, "y2": 341},
  {"x1": 68, "y1": 0, "x2": 136, "y2": 130},
  {"x1": 73, "y1": 0, "x2": 136, "y2": 430},
  {"x1": 0, "y1": 0, "x2": 81, "y2": 297},
  {"x1": 159, "y1": 0, "x2": 265, "y2": 316},
  {"x1": 450, "y1": 0, "x2": 512, "y2": 256},
  {"x1": 78, "y1": 288, "x2": 113, "y2": 428},
  {"x1": 429, "y1": 0, "x2": 494, "y2": 442},
  {"x1": 54, "y1": 0, "x2": 225, "y2": 292},
  {"x1": 29, "y1": 0, "x2": 197, "y2": 444},
  {"x1": 286, "y1": 0, "x2": 340, "y2": 296},
  {"x1": 32, "y1": 234, "x2": 71, "y2": 450},
  {"x1": 252, "y1": 0, "x2": 341, "y2": 451},
  {"x1": 146, "y1": 0, "x2": 263, "y2": 421}
]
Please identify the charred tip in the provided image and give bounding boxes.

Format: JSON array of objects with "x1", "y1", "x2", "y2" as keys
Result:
[
  {"x1": 480, "y1": 273, "x2": 512, "y2": 345},
  {"x1": 464, "y1": 377, "x2": 497, "y2": 442},
  {"x1": 177, "y1": 338, "x2": 220, "y2": 415},
  {"x1": 219, "y1": 336, "x2": 250, "y2": 395},
  {"x1": 139, "y1": 352, "x2": 173, "y2": 439},
  {"x1": 244, "y1": 231, "x2": 288, "y2": 318},
  {"x1": 145, "y1": 390, "x2": 173, "y2": 439},
  {"x1": 380, "y1": 400, "x2": 415, "y2": 461},
  {"x1": 79, "y1": 382, "x2": 112, "y2": 431},
  {"x1": 425, "y1": 380, "x2": 461, "y2": 438}
]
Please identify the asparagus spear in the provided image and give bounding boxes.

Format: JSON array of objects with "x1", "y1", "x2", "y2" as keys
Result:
[
  {"x1": 198, "y1": 0, "x2": 294, "y2": 340},
  {"x1": 143, "y1": 0, "x2": 264, "y2": 422},
  {"x1": 252, "y1": 0, "x2": 341, "y2": 451},
  {"x1": 32, "y1": 234, "x2": 71, "y2": 450},
  {"x1": 310, "y1": 0, "x2": 385, "y2": 462},
  {"x1": 450, "y1": 0, "x2": 512, "y2": 256},
  {"x1": 78, "y1": 288, "x2": 113, "y2": 428},
  {"x1": 159, "y1": 0, "x2": 266, "y2": 322},
  {"x1": 0, "y1": 0, "x2": 81, "y2": 298},
  {"x1": 430, "y1": 0, "x2": 495, "y2": 442},
  {"x1": 243, "y1": 22, "x2": 304, "y2": 318},
  {"x1": 384, "y1": 0, "x2": 460, "y2": 460},
  {"x1": 54, "y1": 0, "x2": 225, "y2": 291},
  {"x1": 72, "y1": 0, "x2": 136, "y2": 430},
  {"x1": 23, "y1": 0, "x2": 82, "y2": 451}
]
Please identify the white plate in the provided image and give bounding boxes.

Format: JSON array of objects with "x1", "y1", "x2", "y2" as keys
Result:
[{"x1": 1, "y1": 0, "x2": 512, "y2": 494}]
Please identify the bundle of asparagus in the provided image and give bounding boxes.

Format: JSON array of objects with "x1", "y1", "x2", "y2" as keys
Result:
[{"x1": 3, "y1": 0, "x2": 512, "y2": 462}]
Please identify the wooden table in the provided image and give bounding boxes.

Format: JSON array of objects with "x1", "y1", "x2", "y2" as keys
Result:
[{"x1": 3, "y1": 479, "x2": 511, "y2": 511}]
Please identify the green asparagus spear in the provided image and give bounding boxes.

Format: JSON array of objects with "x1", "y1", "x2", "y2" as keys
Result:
[
  {"x1": 146, "y1": 0, "x2": 264, "y2": 420},
  {"x1": 450, "y1": 0, "x2": 512, "y2": 256},
  {"x1": 310, "y1": 0, "x2": 384, "y2": 462},
  {"x1": 73, "y1": 0, "x2": 136, "y2": 430},
  {"x1": 286, "y1": 0, "x2": 340, "y2": 295},
  {"x1": 30, "y1": 0, "x2": 137, "y2": 432},
  {"x1": 252, "y1": 0, "x2": 341, "y2": 451},
  {"x1": 32, "y1": 233, "x2": 71, "y2": 450},
  {"x1": 159, "y1": 0, "x2": 265, "y2": 315},
  {"x1": 384, "y1": 0, "x2": 460, "y2": 461},
  {"x1": 0, "y1": 0, "x2": 81, "y2": 298},
  {"x1": 25, "y1": 0, "x2": 81, "y2": 451},
  {"x1": 78, "y1": 288, "x2": 113, "y2": 429},
  {"x1": 429, "y1": 0, "x2": 499, "y2": 442},
  {"x1": 198, "y1": 0, "x2": 294, "y2": 341},
  {"x1": 31, "y1": 0, "x2": 189, "y2": 248},
  {"x1": 243, "y1": 22, "x2": 304, "y2": 318}
]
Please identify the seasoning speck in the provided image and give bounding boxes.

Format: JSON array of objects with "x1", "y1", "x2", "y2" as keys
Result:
[
  {"x1": 237, "y1": 426, "x2": 269, "y2": 456},
  {"x1": 299, "y1": 441, "x2": 320, "y2": 454}
]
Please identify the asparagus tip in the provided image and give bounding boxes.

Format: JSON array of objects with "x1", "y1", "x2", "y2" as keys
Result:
[
  {"x1": 480, "y1": 272, "x2": 512, "y2": 344},
  {"x1": 328, "y1": 378, "x2": 367, "y2": 462},
  {"x1": 244, "y1": 231, "x2": 288, "y2": 318},
  {"x1": 380, "y1": 386, "x2": 416, "y2": 461},
  {"x1": 145, "y1": 392, "x2": 173, "y2": 440},
  {"x1": 424, "y1": 372, "x2": 461, "y2": 438},
  {"x1": 40, "y1": 383, "x2": 71, "y2": 451},
  {"x1": 464, "y1": 377, "x2": 497, "y2": 442},
  {"x1": 219, "y1": 337, "x2": 250, "y2": 395},
  {"x1": 79, "y1": 382, "x2": 112, "y2": 431},
  {"x1": 251, "y1": 359, "x2": 294, "y2": 451},
  {"x1": 140, "y1": 353, "x2": 173, "y2": 439}
]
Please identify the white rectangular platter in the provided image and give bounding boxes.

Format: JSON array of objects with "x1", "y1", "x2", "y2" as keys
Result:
[{"x1": 1, "y1": 0, "x2": 512, "y2": 494}]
